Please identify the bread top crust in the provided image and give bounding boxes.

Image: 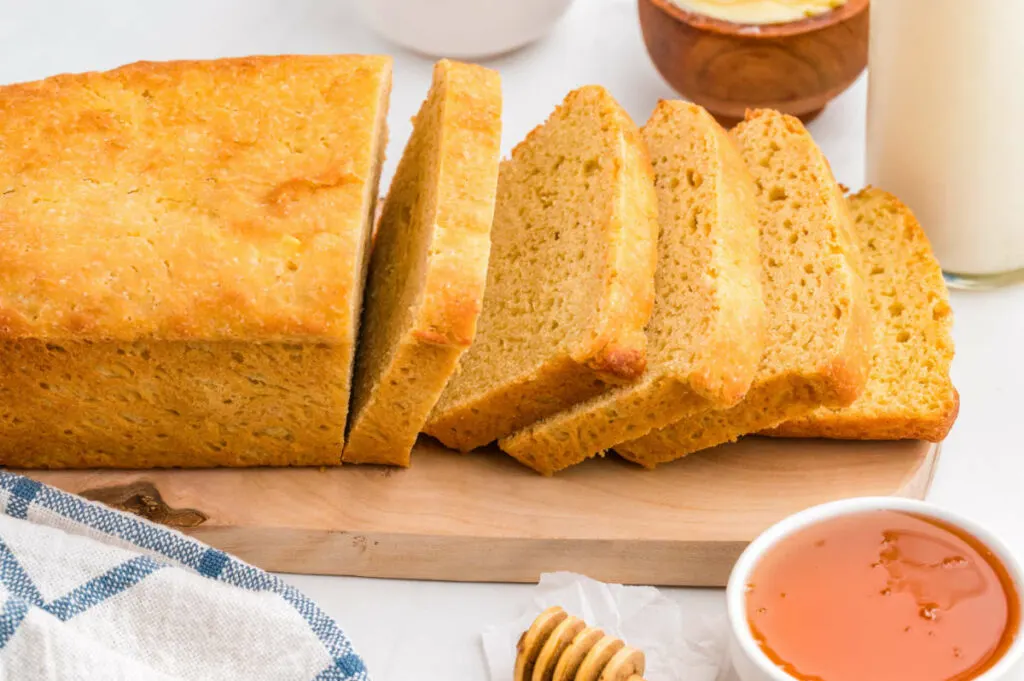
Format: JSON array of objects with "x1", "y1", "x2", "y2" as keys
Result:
[
  {"x1": 659, "y1": 101, "x2": 765, "y2": 404},
  {"x1": 0, "y1": 55, "x2": 392, "y2": 342},
  {"x1": 567, "y1": 86, "x2": 658, "y2": 381},
  {"x1": 412, "y1": 60, "x2": 502, "y2": 348}
]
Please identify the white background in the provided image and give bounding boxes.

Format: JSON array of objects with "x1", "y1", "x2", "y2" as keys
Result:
[{"x1": 2, "y1": 1, "x2": 1022, "y2": 679}]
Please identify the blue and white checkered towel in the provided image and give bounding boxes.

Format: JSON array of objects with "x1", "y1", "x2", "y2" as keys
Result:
[{"x1": 0, "y1": 472, "x2": 369, "y2": 681}]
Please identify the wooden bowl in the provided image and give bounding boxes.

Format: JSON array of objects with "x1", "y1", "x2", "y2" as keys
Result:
[{"x1": 638, "y1": 0, "x2": 869, "y2": 123}]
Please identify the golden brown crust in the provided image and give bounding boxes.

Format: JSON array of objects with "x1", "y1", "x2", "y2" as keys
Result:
[
  {"x1": 815, "y1": 162, "x2": 873, "y2": 409},
  {"x1": 615, "y1": 369, "x2": 835, "y2": 467},
  {"x1": 425, "y1": 355, "x2": 611, "y2": 452},
  {"x1": 764, "y1": 386, "x2": 959, "y2": 441},
  {"x1": 576, "y1": 101, "x2": 659, "y2": 382},
  {"x1": 688, "y1": 104, "x2": 766, "y2": 403},
  {"x1": 411, "y1": 62, "x2": 501, "y2": 349},
  {"x1": 500, "y1": 376, "x2": 708, "y2": 475},
  {"x1": 344, "y1": 341, "x2": 467, "y2": 465},
  {"x1": 344, "y1": 60, "x2": 501, "y2": 465},
  {"x1": 0, "y1": 55, "x2": 393, "y2": 342},
  {"x1": 0, "y1": 56, "x2": 392, "y2": 468},
  {"x1": 0, "y1": 339, "x2": 350, "y2": 468},
  {"x1": 587, "y1": 346, "x2": 648, "y2": 382}
]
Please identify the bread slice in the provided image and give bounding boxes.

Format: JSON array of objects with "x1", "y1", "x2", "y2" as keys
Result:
[
  {"x1": 344, "y1": 60, "x2": 502, "y2": 466},
  {"x1": 0, "y1": 56, "x2": 392, "y2": 468},
  {"x1": 498, "y1": 101, "x2": 765, "y2": 475},
  {"x1": 423, "y1": 86, "x2": 659, "y2": 452},
  {"x1": 763, "y1": 188, "x2": 958, "y2": 441},
  {"x1": 616, "y1": 109, "x2": 872, "y2": 468}
]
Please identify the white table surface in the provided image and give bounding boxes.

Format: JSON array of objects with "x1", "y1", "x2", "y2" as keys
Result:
[{"x1": 3, "y1": 2, "x2": 1022, "y2": 679}]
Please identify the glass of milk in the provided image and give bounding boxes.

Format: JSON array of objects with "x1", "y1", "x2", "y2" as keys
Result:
[{"x1": 866, "y1": 0, "x2": 1024, "y2": 289}]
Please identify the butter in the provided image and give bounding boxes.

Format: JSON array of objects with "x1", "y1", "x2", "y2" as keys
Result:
[{"x1": 668, "y1": 0, "x2": 847, "y2": 25}]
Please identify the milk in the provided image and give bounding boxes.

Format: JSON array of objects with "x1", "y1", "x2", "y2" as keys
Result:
[{"x1": 866, "y1": 0, "x2": 1024, "y2": 286}]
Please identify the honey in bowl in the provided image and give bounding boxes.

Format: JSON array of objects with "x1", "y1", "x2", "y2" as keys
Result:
[{"x1": 746, "y1": 510, "x2": 1020, "y2": 681}]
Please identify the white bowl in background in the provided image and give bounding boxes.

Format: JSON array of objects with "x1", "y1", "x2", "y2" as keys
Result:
[
  {"x1": 725, "y1": 497, "x2": 1024, "y2": 681},
  {"x1": 357, "y1": 0, "x2": 576, "y2": 60}
]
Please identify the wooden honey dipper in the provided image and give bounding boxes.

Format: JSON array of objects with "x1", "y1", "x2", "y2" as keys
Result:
[{"x1": 514, "y1": 606, "x2": 647, "y2": 681}]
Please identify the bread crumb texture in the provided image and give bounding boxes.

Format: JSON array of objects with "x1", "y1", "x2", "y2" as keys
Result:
[
  {"x1": 499, "y1": 101, "x2": 764, "y2": 475},
  {"x1": 617, "y1": 109, "x2": 871, "y2": 468},
  {"x1": 344, "y1": 60, "x2": 501, "y2": 466},
  {"x1": 764, "y1": 188, "x2": 958, "y2": 441},
  {"x1": 424, "y1": 85, "x2": 658, "y2": 452},
  {"x1": 0, "y1": 55, "x2": 392, "y2": 467}
]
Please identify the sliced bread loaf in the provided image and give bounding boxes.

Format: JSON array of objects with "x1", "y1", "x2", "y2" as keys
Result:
[
  {"x1": 498, "y1": 101, "x2": 764, "y2": 475},
  {"x1": 616, "y1": 109, "x2": 872, "y2": 468},
  {"x1": 423, "y1": 86, "x2": 659, "y2": 452},
  {"x1": 763, "y1": 188, "x2": 958, "y2": 441},
  {"x1": 344, "y1": 60, "x2": 502, "y2": 466}
]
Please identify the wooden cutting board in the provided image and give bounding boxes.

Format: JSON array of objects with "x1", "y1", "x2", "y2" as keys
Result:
[{"x1": 22, "y1": 437, "x2": 939, "y2": 587}]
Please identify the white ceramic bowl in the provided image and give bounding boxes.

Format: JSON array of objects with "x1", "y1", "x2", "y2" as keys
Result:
[
  {"x1": 726, "y1": 497, "x2": 1024, "y2": 681},
  {"x1": 357, "y1": 0, "x2": 576, "y2": 60}
]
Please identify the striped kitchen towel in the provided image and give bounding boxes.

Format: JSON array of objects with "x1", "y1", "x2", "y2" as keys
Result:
[{"x1": 0, "y1": 472, "x2": 368, "y2": 681}]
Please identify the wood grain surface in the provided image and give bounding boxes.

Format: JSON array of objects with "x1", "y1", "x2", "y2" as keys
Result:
[
  {"x1": 22, "y1": 435, "x2": 938, "y2": 587},
  {"x1": 638, "y1": 0, "x2": 870, "y2": 123}
]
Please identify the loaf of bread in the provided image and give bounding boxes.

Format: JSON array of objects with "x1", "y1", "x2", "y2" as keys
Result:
[
  {"x1": 0, "y1": 56, "x2": 393, "y2": 468},
  {"x1": 344, "y1": 60, "x2": 502, "y2": 466},
  {"x1": 616, "y1": 109, "x2": 872, "y2": 467},
  {"x1": 423, "y1": 86, "x2": 659, "y2": 452},
  {"x1": 498, "y1": 101, "x2": 765, "y2": 475},
  {"x1": 763, "y1": 188, "x2": 958, "y2": 441}
]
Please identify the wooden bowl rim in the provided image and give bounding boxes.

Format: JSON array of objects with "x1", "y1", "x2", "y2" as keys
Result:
[{"x1": 643, "y1": 0, "x2": 869, "y2": 38}]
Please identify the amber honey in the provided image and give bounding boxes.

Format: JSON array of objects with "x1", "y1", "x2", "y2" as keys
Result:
[{"x1": 746, "y1": 510, "x2": 1020, "y2": 681}]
